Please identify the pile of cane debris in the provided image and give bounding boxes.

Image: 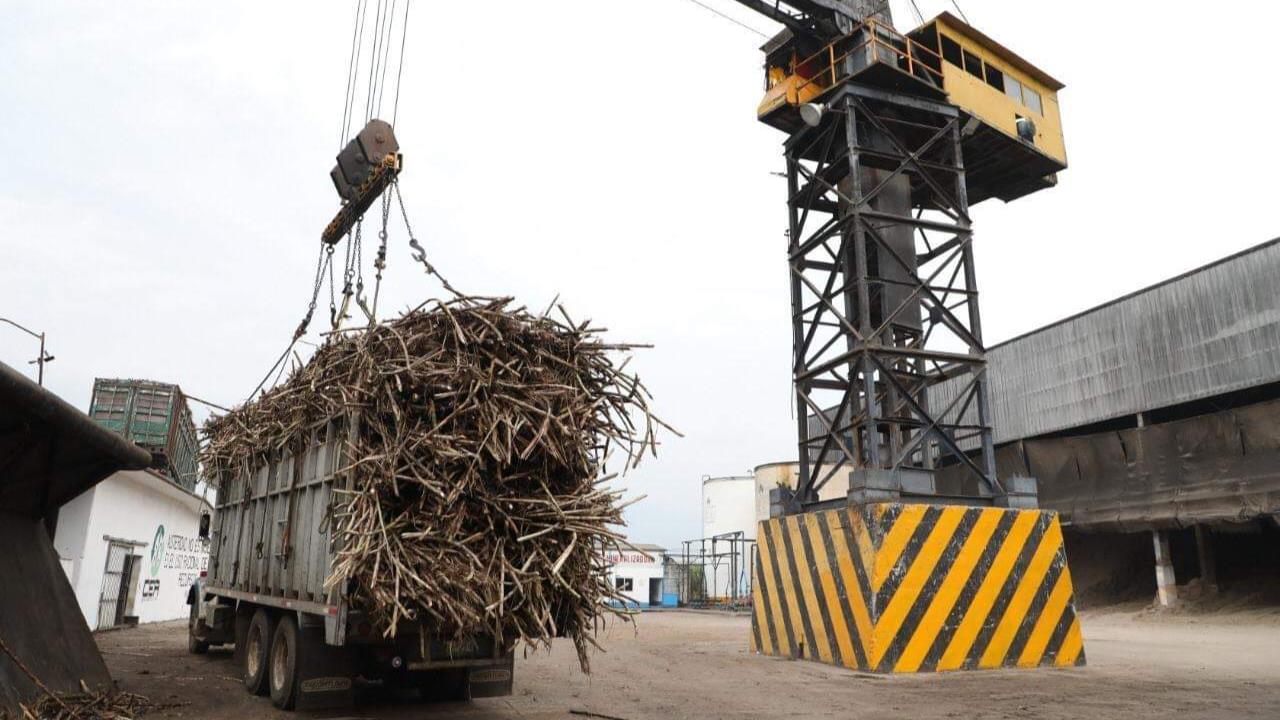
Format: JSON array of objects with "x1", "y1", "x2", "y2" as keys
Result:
[
  {"x1": 9, "y1": 690, "x2": 161, "y2": 720},
  {"x1": 0, "y1": 635, "x2": 167, "y2": 720},
  {"x1": 202, "y1": 296, "x2": 672, "y2": 671}
]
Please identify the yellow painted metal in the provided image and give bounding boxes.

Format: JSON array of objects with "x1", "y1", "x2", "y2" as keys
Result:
[
  {"x1": 755, "y1": 15, "x2": 1067, "y2": 170},
  {"x1": 757, "y1": 73, "x2": 827, "y2": 121},
  {"x1": 931, "y1": 16, "x2": 1067, "y2": 165}
]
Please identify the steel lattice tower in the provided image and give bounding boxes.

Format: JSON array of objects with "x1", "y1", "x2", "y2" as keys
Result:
[{"x1": 784, "y1": 83, "x2": 1012, "y2": 509}]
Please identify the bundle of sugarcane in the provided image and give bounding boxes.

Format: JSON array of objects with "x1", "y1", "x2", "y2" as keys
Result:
[{"x1": 201, "y1": 296, "x2": 670, "y2": 671}]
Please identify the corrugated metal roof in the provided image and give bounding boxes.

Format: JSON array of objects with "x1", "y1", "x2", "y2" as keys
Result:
[{"x1": 931, "y1": 238, "x2": 1280, "y2": 444}]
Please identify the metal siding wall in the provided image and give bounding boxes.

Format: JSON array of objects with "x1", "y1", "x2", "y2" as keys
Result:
[
  {"x1": 931, "y1": 241, "x2": 1280, "y2": 445},
  {"x1": 1026, "y1": 397, "x2": 1280, "y2": 529}
]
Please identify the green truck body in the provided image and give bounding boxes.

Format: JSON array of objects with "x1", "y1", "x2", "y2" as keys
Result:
[{"x1": 89, "y1": 378, "x2": 198, "y2": 490}]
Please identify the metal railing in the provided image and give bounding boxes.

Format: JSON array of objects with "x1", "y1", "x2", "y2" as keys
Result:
[{"x1": 790, "y1": 19, "x2": 945, "y2": 101}]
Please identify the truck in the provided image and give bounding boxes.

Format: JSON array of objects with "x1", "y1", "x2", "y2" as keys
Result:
[
  {"x1": 89, "y1": 378, "x2": 199, "y2": 491},
  {"x1": 187, "y1": 417, "x2": 515, "y2": 711}
]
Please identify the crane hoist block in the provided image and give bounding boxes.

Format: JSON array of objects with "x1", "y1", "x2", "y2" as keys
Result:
[
  {"x1": 323, "y1": 119, "x2": 402, "y2": 245},
  {"x1": 750, "y1": 503, "x2": 1086, "y2": 673}
]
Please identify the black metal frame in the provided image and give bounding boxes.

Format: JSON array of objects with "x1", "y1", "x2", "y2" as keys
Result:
[
  {"x1": 786, "y1": 84, "x2": 1000, "y2": 506},
  {"x1": 673, "y1": 532, "x2": 757, "y2": 608}
]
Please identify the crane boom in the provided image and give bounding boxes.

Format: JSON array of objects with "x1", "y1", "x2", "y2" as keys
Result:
[{"x1": 729, "y1": 0, "x2": 891, "y2": 37}]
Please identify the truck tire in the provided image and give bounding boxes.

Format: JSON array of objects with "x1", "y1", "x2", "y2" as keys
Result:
[
  {"x1": 269, "y1": 615, "x2": 301, "y2": 710},
  {"x1": 187, "y1": 602, "x2": 210, "y2": 655},
  {"x1": 243, "y1": 609, "x2": 275, "y2": 696}
]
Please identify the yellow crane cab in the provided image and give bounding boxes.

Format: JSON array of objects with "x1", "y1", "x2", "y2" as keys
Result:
[{"x1": 757, "y1": 12, "x2": 1066, "y2": 204}]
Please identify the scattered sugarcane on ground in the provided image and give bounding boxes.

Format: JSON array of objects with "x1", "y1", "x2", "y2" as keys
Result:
[
  {"x1": 0, "y1": 635, "x2": 171, "y2": 720},
  {"x1": 7, "y1": 690, "x2": 166, "y2": 720},
  {"x1": 201, "y1": 296, "x2": 675, "y2": 671}
]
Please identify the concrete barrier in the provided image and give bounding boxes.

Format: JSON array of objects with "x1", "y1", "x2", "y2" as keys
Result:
[{"x1": 750, "y1": 503, "x2": 1085, "y2": 672}]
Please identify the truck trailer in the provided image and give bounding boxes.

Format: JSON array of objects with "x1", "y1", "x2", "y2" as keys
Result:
[{"x1": 187, "y1": 417, "x2": 514, "y2": 711}]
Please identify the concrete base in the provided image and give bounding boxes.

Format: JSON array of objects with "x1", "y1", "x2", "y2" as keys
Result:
[
  {"x1": 751, "y1": 502, "x2": 1085, "y2": 672},
  {"x1": 995, "y1": 476, "x2": 1040, "y2": 509},
  {"x1": 847, "y1": 469, "x2": 903, "y2": 505}
]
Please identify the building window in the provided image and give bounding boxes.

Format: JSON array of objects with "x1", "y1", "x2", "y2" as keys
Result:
[
  {"x1": 962, "y1": 49, "x2": 983, "y2": 79},
  {"x1": 940, "y1": 34, "x2": 962, "y2": 67},
  {"x1": 615, "y1": 577, "x2": 634, "y2": 592}
]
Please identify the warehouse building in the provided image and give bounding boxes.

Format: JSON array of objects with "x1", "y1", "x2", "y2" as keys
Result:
[{"x1": 955, "y1": 238, "x2": 1280, "y2": 605}]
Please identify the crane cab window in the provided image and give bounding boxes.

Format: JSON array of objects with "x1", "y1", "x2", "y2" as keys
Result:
[
  {"x1": 984, "y1": 64, "x2": 1005, "y2": 92},
  {"x1": 940, "y1": 34, "x2": 963, "y2": 67},
  {"x1": 1004, "y1": 75, "x2": 1023, "y2": 104},
  {"x1": 962, "y1": 49, "x2": 983, "y2": 79},
  {"x1": 1022, "y1": 87, "x2": 1043, "y2": 115},
  {"x1": 1004, "y1": 75, "x2": 1043, "y2": 115}
]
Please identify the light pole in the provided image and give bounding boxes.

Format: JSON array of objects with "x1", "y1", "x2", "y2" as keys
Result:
[{"x1": 0, "y1": 317, "x2": 54, "y2": 385}]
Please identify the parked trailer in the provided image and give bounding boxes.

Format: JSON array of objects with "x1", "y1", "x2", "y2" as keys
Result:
[{"x1": 187, "y1": 417, "x2": 514, "y2": 711}]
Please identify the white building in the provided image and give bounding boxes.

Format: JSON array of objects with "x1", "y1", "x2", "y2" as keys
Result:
[
  {"x1": 54, "y1": 469, "x2": 211, "y2": 630},
  {"x1": 605, "y1": 544, "x2": 672, "y2": 609}
]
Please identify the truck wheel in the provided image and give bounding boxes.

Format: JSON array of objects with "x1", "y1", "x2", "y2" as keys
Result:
[
  {"x1": 269, "y1": 615, "x2": 300, "y2": 710},
  {"x1": 418, "y1": 669, "x2": 470, "y2": 702},
  {"x1": 243, "y1": 609, "x2": 275, "y2": 696},
  {"x1": 187, "y1": 602, "x2": 210, "y2": 655}
]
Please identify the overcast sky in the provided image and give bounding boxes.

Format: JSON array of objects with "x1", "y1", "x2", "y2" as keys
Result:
[{"x1": 3, "y1": 1, "x2": 1278, "y2": 549}]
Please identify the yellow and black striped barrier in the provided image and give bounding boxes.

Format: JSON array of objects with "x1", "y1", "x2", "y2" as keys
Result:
[{"x1": 750, "y1": 503, "x2": 1084, "y2": 672}]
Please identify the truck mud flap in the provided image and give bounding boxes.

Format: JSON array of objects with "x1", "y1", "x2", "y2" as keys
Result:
[
  {"x1": 294, "y1": 622, "x2": 355, "y2": 711},
  {"x1": 466, "y1": 654, "x2": 514, "y2": 699}
]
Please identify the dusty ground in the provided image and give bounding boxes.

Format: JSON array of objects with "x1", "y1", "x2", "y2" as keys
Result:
[{"x1": 97, "y1": 608, "x2": 1280, "y2": 720}]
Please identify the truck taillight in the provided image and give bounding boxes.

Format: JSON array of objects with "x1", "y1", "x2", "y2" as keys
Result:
[{"x1": 200, "y1": 571, "x2": 207, "y2": 578}]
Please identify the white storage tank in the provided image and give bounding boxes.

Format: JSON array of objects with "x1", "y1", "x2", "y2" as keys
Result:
[
  {"x1": 752, "y1": 462, "x2": 797, "y2": 524},
  {"x1": 753, "y1": 460, "x2": 849, "y2": 521},
  {"x1": 700, "y1": 475, "x2": 756, "y2": 599}
]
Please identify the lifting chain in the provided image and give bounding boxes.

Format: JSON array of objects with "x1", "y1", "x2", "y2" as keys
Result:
[
  {"x1": 395, "y1": 180, "x2": 461, "y2": 297},
  {"x1": 365, "y1": 191, "x2": 392, "y2": 325},
  {"x1": 333, "y1": 222, "x2": 363, "y2": 330}
]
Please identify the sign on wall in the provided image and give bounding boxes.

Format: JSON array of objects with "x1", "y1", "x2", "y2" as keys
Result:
[
  {"x1": 605, "y1": 550, "x2": 658, "y2": 565},
  {"x1": 140, "y1": 524, "x2": 210, "y2": 602}
]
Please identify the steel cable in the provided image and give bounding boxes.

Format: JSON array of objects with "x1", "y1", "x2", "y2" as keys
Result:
[
  {"x1": 375, "y1": 0, "x2": 398, "y2": 118},
  {"x1": 391, "y1": 0, "x2": 411, "y2": 126},
  {"x1": 338, "y1": 0, "x2": 364, "y2": 149}
]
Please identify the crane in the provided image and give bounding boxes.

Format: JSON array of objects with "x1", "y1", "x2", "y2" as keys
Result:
[
  {"x1": 721, "y1": 0, "x2": 1087, "y2": 677},
  {"x1": 715, "y1": 0, "x2": 1068, "y2": 511}
]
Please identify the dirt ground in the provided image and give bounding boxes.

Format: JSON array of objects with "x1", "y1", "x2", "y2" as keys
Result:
[{"x1": 96, "y1": 607, "x2": 1280, "y2": 720}]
